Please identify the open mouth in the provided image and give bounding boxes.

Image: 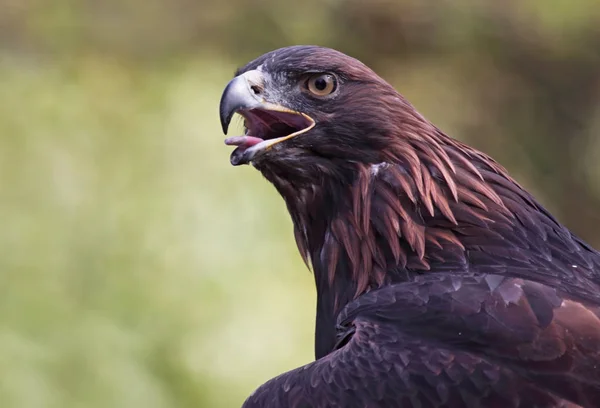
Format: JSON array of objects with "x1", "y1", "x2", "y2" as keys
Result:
[{"x1": 224, "y1": 109, "x2": 314, "y2": 166}]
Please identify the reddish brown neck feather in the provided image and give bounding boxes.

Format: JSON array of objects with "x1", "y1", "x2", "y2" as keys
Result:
[
  {"x1": 256, "y1": 90, "x2": 600, "y2": 359},
  {"x1": 284, "y1": 126, "x2": 521, "y2": 289}
]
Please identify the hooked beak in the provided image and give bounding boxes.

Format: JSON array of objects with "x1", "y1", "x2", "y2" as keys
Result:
[{"x1": 219, "y1": 70, "x2": 315, "y2": 166}]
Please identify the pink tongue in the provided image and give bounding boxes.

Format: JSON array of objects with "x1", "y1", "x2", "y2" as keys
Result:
[{"x1": 224, "y1": 136, "x2": 264, "y2": 147}]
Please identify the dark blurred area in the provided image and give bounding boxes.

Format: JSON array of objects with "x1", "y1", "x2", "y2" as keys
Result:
[{"x1": 1, "y1": 1, "x2": 599, "y2": 407}]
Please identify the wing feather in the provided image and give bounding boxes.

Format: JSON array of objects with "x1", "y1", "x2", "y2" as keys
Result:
[{"x1": 242, "y1": 273, "x2": 599, "y2": 407}]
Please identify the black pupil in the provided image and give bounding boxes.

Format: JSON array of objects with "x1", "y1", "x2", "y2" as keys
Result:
[{"x1": 314, "y1": 76, "x2": 328, "y2": 91}]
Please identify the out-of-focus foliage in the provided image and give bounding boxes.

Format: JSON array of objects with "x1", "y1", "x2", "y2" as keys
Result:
[{"x1": 0, "y1": 1, "x2": 599, "y2": 407}]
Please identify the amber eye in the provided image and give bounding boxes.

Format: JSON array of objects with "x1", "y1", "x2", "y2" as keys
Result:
[{"x1": 306, "y1": 74, "x2": 337, "y2": 96}]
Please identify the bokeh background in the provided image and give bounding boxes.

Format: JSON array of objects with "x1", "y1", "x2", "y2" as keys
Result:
[{"x1": 1, "y1": 1, "x2": 600, "y2": 407}]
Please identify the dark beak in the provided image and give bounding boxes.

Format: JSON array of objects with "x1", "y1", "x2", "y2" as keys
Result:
[{"x1": 219, "y1": 70, "x2": 266, "y2": 134}]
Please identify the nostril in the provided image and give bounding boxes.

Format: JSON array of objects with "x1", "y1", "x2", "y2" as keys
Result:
[{"x1": 250, "y1": 85, "x2": 262, "y2": 95}]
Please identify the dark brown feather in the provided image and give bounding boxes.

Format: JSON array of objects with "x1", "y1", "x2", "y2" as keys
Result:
[{"x1": 231, "y1": 46, "x2": 600, "y2": 407}]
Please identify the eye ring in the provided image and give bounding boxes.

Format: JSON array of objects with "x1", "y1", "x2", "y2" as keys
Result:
[{"x1": 306, "y1": 73, "x2": 337, "y2": 97}]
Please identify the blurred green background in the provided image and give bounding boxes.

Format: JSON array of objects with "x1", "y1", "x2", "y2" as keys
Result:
[{"x1": 1, "y1": 1, "x2": 600, "y2": 407}]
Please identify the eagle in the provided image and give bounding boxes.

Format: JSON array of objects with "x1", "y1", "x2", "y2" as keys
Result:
[{"x1": 219, "y1": 46, "x2": 600, "y2": 407}]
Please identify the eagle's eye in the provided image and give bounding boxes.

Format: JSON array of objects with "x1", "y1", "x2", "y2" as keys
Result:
[{"x1": 306, "y1": 73, "x2": 337, "y2": 97}]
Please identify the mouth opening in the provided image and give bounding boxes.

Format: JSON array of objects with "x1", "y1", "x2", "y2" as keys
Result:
[{"x1": 224, "y1": 108, "x2": 314, "y2": 165}]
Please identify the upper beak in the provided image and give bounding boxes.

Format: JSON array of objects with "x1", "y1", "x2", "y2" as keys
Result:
[
  {"x1": 219, "y1": 70, "x2": 267, "y2": 134},
  {"x1": 219, "y1": 69, "x2": 316, "y2": 166}
]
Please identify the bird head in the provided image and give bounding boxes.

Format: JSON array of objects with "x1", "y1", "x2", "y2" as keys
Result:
[{"x1": 219, "y1": 46, "x2": 419, "y2": 171}]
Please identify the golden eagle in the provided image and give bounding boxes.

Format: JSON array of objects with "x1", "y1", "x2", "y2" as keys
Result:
[{"x1": 219, "y1": 46, "x2": 600, "y2": 407}]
